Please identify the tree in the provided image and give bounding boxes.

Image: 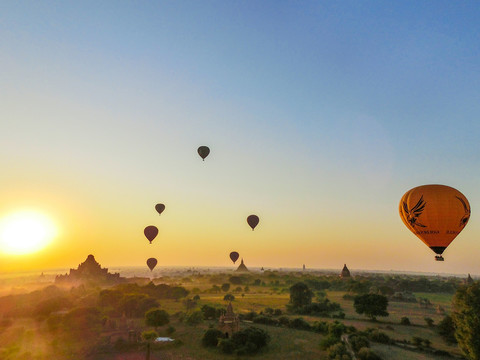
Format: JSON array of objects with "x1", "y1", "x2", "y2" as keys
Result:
[
  {"x1": 224, "y1": 294, "x2": 235, "y2": 301},
  {"x1": 424, "y1": 317, "x2": 434, "y2": 327},
  {"x1": 452, "y1": 282, "x2": 480, "y2": 359},
  {"x1": 437, "y1": 315, "x2": 456, "y2": 344},
  {"x1": 186, "y1": 310, "x2": 203, "y2": 326},
  {"x1": 400, "y1": 317, "x2": 410, "y2": 325},
  {"x1": 221, "y1": 283, "x2": 231, "y2": 292},
  {"x1": 353, "y1": 294, "x2": 389, "y2": 321},
  {"x1": 145, "y1": 308, "x2": 169, "y2": 330},
  {"x1": 202, "y1": 328, "x2": 225, "y2": 347},
  {"x1": 142, "y1": 330, "x2": 158, "y2": 360},
  {"x1": 289, "y1": 282, "x2": 313, "y2": 308}
]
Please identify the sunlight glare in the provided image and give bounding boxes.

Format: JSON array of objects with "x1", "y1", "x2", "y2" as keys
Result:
[{"x1": 0, "y1": 211, "x2": 57, "y2": 255}]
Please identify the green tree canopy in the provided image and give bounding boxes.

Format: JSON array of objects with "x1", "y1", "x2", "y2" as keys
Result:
[
  {"x1": 353, "y1": 294, "x2": 389, "y2": 320},
  {"x1": 289, "y1": 282, "x2": 313, "y2": 308},
  {"x1": 452, "y1": 282, "x2": 480, "y2": 359},
  {"x1": 145, "y1": 308, "x2": 169, "y2": 329}
]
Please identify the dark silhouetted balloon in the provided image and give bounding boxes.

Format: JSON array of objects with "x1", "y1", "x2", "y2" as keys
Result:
[
  {"x1": 144, "y1": 226, "x2": 158, "y2": 244},
  {"x1": 147, "y1": 258, "x2": 157, "y2": 271},
  {"x1": 230, "y1": 251, "x2": 239, "y2": 264},
  {"x1": 399, "y1": 184, "x2": 471, "y2": 261},
  {"x1": 155, "y1": 203, "x2": 165, "y2": 215},
  {"x1": 247, "y1": 215, "x2": 259, "y2": 230},
  {"x1": 197, "y1": 146, "x2": 210, "y2": 161}
]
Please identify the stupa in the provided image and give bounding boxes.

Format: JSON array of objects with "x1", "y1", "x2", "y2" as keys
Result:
[
  {"x1": 235, "y1": 258, "x2": 249, "y2": 273},
  {"x1": 340, "y1": 264, "x2": 351, "y2": 278}
]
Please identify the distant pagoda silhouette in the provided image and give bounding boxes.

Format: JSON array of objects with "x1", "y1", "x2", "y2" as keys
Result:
[
  {"x1": 218, "y1": 302, "x2": 239, "y2": 337},
  {"x1": 235, "y1": 258, "x2": 249, "y2": 273},
  {"x1": 55, "y1": 254, "x2": 124, "y2": 285},
  {"x1": 466, "y1": 273, "x2": 474, "y2": 285},
  {"x1": 340, "y1": 264, "x2": 351, "y2": 278}
]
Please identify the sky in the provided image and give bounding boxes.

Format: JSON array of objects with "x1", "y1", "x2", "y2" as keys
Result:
[{"x1": 1, "y1": 1, "x2": 480, "y2": 275}]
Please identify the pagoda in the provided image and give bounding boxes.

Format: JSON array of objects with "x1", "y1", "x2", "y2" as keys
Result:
[
  {"x1": 218, "y1": 302, "x2": 239, "y2": 337},
  {"x1": 340, "y1": 264, "x2": 351, "y2": 278},
  {"x1": 235, "y1": 258, "x2": 249, "y2": 273},
  {"x1": 55, "y1": 254, "x2": 125, "y2": 285}
]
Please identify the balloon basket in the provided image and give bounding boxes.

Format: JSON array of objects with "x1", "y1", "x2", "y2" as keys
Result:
[{"x1": 435, "y1": 255, "x2": 444, "y2": 261}]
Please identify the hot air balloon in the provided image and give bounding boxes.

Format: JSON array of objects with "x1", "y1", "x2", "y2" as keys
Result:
[
  {"x1": 147, "y1": 258, "x2": 157, "y2": 271},
  {"x1": 155, "y1": 203, "x2": 165, "y2": 215},
  {"x1": 230, "y1": 251, "x2": 239, "y2": 264},
  {"x1": 399, "y1": 184, "x2": 471, "y2": 261},
  {"x1": 247, "y1": 215, "x2": 259, "y2": 230},
  {"x1": 144, "y1": 226, "x2": 159, "y2": 244},
  {"x1": 197, "y1": 146, "x2": 210, "y2": 161}
]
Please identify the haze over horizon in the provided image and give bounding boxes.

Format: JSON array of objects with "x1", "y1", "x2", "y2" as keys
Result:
[{"x1": 1, "y1": 2, "x2": 480, "y2": 275}]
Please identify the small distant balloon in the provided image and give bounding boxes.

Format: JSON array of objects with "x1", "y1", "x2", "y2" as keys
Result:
[
  {"x1": 230, "y1": 251, "x2": 239, "y2": 264},
  {"x1": 147, "y1": 258, "x2": 157, "y2": 271},
  {"x1": 144, "y1": 226, "x2": 158, "y2": 244},
  {"x1": 247, "y1": 215, "x2": 259, "y2": 230},
  {"x1": 155, "y1": 203, "x2": 165, "y2": 215},
  {"x1": 197, "y1": 146, "x2": 210, "y2": 161}
]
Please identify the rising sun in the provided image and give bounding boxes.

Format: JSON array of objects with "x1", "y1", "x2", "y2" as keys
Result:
[{"x1": 0, "y1": 210, "x2": 57, "y2": 255}]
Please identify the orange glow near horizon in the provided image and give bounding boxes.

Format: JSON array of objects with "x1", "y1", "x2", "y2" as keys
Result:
[{"x1": 0, "y1": 210, "x2": 58, "y2": 255}]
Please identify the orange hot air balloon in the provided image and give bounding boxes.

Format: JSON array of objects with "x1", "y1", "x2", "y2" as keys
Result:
[
  {"x1": 197, "y1": 146, "x2": 210, "y2": 161},
  {"x1": 147, "y1": 258, "x2": 157, "y2": 271},
  {"x1": 247, "y1": 215, "x2": 259, "y2": 230},
  {"x1": 399, "y1": 184, "x2": 471, "y2": 261},
  {"x1": 144, "y1": 226, "x2": 159, "y2": 244}
]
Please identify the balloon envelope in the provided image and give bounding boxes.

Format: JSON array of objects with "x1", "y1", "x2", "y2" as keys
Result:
[
  {"x1": 144, "y1": 226, "x2": 159, "y2": 244},
  {"x1": 197, "y1": 146, "x2": 210, "y2": 160},
  {"x1": 147, "y1": 258, "x2": 157, "y2": 271},
  {"x1": 230, "y1": 251, "x2": 239, "y2": 264},
  {"x1": 155, "y1": 203, "x2": 165, "y2": 215},
  {"x1": 247, "y1": 215, "x2": 259, "y2": 230},
  {"x1": 399, "y1": 184, "x2": 470, "y2": 258}
]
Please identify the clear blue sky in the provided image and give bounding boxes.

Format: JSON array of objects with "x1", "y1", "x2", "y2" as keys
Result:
[{"x1": 1, "y1": 1, "x2": 479, "y2": 274}]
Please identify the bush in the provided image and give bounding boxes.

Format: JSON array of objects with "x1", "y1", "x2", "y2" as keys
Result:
[
  {"x1": 400, "y1": 317, "x2": 411, "y2": 325},
  {"x1": 288, "y1": 317, "x2": 311, "y2": 330},
  {"x1": 424, "y1": 317, "x2": 434, "y2": 327},
  {"x1": 278, "y1": 316, "x2": 290, "y2": 326},
  {"x1": 186, "y1": 310, "x2": 203, "y2": 326},
  {"x1": 218, "y1": 338, "x2": 235, "y2": 354},
  {"x1": 312, "y1": 321, "x2": 329, "y2": 334},
  {"x1": 219, "y1": 326, "x2": 270, "y2": 355},
  {"x1": 366, "y1": 330, "x2": 392, "y2": 344},
  {"x1": 349, "y1": 334, "x2": 369, "y2": 352},
  {"x1": 166, "y1": 326, "x2": 175, "y2": 335},
  {"x1": 320, "y1": 335, "x2": 341, "y2": 350},
  {"x1": 202, "y1": 329, "x2": 224, "y2": 347},
  {"x1": 357, "y1": 347, "x2": 382, "y2": 360},
  {"x1": 252, "y1": 315, "x2": 279, "y2": 326},
  {"x1": 327, "y1": 343, "x2": 352, "y2": 359}
]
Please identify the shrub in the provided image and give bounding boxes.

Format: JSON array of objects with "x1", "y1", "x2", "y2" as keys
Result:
[
  {"x1": 423, "y1": 316, "x2": 433, "y2": 327},
  {"x1": 366, "y1": 330, "x2": 392, "y2": 344},
  {"x1": 312, "y1": 321, "x2": 328, "y2": 334},
  {"x1": 400, "y1": 317, "x2": 411, "y2": 325},
  {"x1": 278, "y1": 316, "x2": 290, "y2": 326},
  {"x1": 349, "y1": 334, "x2": 370, "y2": 352},
  {"x1": 202, "y1": 329, "x2": 224, "y2": 347},
  {"x1": 320, "y1": 335, "x2": 341, "y2": 350},
  {"x1": 327, "y1": 343, "x2": 352, "y2": 359},
  {"x1": 357, "y1": 347, "x2": 382, "y2": 360},
  {"x1": 288, "y1": 317, "x2": 311, "y2": 330},
  {"x1": 186, "y1": 310, "x2": 203, "y2": 326},
  {"x1": 219, "y1": 326, "x2": 270, "y2": 355}
]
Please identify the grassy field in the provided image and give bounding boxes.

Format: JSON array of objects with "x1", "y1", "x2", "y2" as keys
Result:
[{"x1": 0, "y1": 273, "x2": 464, "y2": 359}]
